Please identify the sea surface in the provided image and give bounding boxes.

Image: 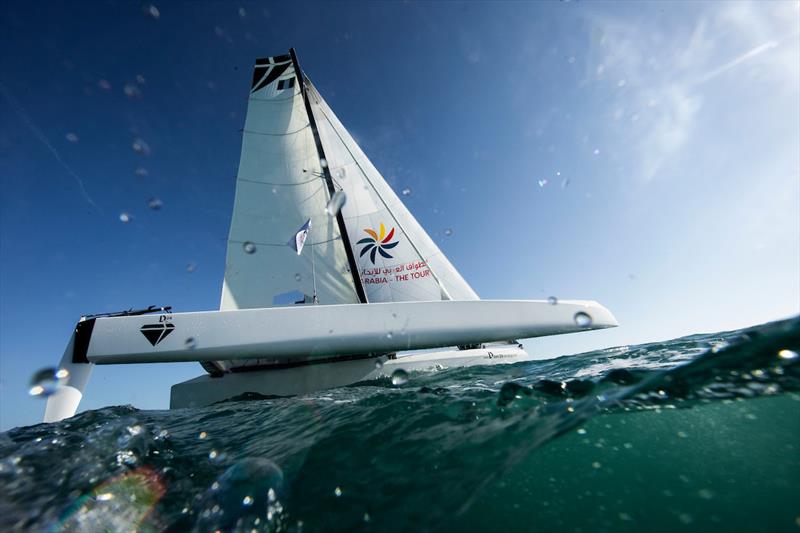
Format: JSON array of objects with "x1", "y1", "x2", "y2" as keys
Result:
[{"x1": 1, "y1": 317, "x2": 799, "y2": 532}]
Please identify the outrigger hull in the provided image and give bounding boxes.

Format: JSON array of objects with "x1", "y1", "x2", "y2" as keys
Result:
[
  {"x1": 170, "y1": 344, "x2": 530, "y2": 409},
  {"x1": 83, "y1": 299, "x2": 615, "y2": 365},
  {"x1": 45, "y1": 299, "x2": 616, "y2": 420}
]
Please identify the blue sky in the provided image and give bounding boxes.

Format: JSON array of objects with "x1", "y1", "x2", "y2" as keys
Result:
[{"x1": 1, "y1": 1, "x2": 798, "y2": 430}]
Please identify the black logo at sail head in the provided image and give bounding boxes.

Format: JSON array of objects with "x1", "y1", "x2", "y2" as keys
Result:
[
  {"x1": 140, "y1": 323, "x2": 175, "y2": 346},
  {"x1": 251, "y1": 54, "x2": 292, "y2": 93}
]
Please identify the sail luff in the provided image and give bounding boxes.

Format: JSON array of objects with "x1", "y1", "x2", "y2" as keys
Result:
[{"x1": 289, "y1": 48, "x2": 368, "y2": 304}]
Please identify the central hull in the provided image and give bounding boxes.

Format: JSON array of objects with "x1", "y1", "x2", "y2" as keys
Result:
[{"x1": 170, "y1": 344, "x2": 530, "y2": 408}]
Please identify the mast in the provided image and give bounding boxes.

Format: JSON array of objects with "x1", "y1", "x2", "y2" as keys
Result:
[{"x1": 289, "y1": 48, "x2": 368, "y2": 304}]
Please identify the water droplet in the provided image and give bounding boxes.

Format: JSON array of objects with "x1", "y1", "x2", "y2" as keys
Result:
[
  {"x1": 143, "y1": 3, "x2": 160, "y2": 19},
  {"x1": 401, "y1": 187, "x2": 412, "y2": 196},
  {"x1": 185, "y1": 337, "x2": 197, "y2": 350},
  {"x1": 391, "y1": 369, "x2": 409, "y2": 386},
  {"x1": 119, "y1": 212, "x2": 132, "y2": 223},
  {"x1": 136, "y1": 74, "x2": 146, "y2": 85},
  {"x1": 375, "y1": 359, "x2": 384, "y2": 370},
  {"x1": 97, "y1": 79, "x2": 112, "y2": 91},
  {"x1": 198, "y1": 431, "x2": 208, "y2": 439},
  {"x1": 186, "y1": 262, "x2": 197, "y2": 272},
  {"x1": 123, "y1": 84, "x2": 142, "y2": 99},
  {"x1": 386, "y1": 332, "x2": 393, "y2": 340},
  {"x1": 134, "y1": 167, "x2": 149, "y2": 177},
  {"x1": 147, "y1": 197, "x2": 163, "y2": 210},
  {"x1": 29, "y1": 367, "x2": 68, "y2": 397},
  {"x1": 320, "y1": 158, "x2": 328, "y2": 168},
  {"x1": 271, "y1": 187, "x2": 277, "y2": 194},
  {"x1": 65, "y1": 132, "x2": 79, "y2": 143},
  {"x1": 538, "y1": 179, "x2": 548, "y2": 188},
  {"x1": 778, "y1": 349, "x2": 798, "y2": 360},
  {"x1": 243, "y1": 241, "x2": 256, "y2": 254},
  {"x1": 325, "y1": 190, "x2": 347, "y2": 216},
  {"x1": 548, "y1": 296, "x2": 558, "y2": 305},
  {"x1": 242, "y1": 495, "x2": 253, "y2": 506},
  {"x1": 131, "y1": 138, "x2": 151, "y2": 156},
  {"x1": 593, "y1": 148, "x2": 600, "y2": 155},
  {"x1": 574, "y1": 311, "x2": 592, "y2": 327},
  {"x1": 294, "y1": 273, "x2": 302, "y2": 282},
  {"x1": 334, "y1": 486, "x2": 342, "y2": 497},
  {"x1": 208, "y1": 450, "x2": 218, "y2": 460},
  {"x1": 444, "y1": 228, "x2": 453, "y2": 237}
]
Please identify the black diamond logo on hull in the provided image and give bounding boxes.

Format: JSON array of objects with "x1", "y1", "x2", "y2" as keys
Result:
[{"x1": 140, "y1": 323, "x2": 175, "y2": 346}]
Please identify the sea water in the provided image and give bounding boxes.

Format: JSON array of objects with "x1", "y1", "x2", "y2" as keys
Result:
[{"x1": 1, "y1": 317, "x2": 798, "y2": 532}]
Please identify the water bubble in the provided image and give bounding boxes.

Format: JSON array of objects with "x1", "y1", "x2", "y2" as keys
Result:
[
  {"x1": 334, "y1": 487, "x2": 342, "y2": 497},
  {"x1": 209, "y1": 450, "x2": 218, "y2": 460},
  {"x1": 577, "y1": 428, "x2": 587, "y2": 435},
  {"x1": 97, "y1": 79, "x2": 112, "y2": 91},
  {"x1": 401, "y1": 187, "x2": 412, "y2": 196},
  {"x1": 143, "y1": 3, "x2": 160, "y2": 19},
  {"x1": 147, "y1": 197, "x2": 163, "y2": 210},
  {"x1": 697, "y1": 489, "x2": 714, "y2": 500},
  {"x1": 591, "y1": 461, "x2": 602, "y2": 469},
  {"x1": 538, "y1": 179, "x2": 548, "y2": 188},
  {"x1": 391, "y1": 369, "x2": 409, "y2": 386},
  {"x1": 618, "y1": 513, "x2": 632, "y2": 521},
  {"x1": 185, "y1": 337, "x2": 197, "y2": 350},
  {"x1": 29, "y1": 367, "x2": 69, "y2": 397},
  {"x1": 242, "y1": 241, "x2": 256, "y2": 254},
  {"x1": 778, "y1": 349, "x2": 798, "y2": 360},
  {"x1": 198, "y1": 431, "x2": 208, "y2": 439},
  {"x1": 548, "y1": 296, "x2": 558, "y2": 305},
  {"x1": 320, "y1": 158, "x2": 328, "y2": 168},
  {"x1": 65, "y1": 132, "x2": 79, "y2": 143},
  {"x1": 238, "y1": 7, "x2": 247, "y2": 17},
  {"x1": 444, "y1": 228, "x2": 453, "y2": 237},
  {"x1": 294, "y1": 273, "x2": 302, "y2": 282},
  {"x1": 134, "y1": 166, "x2": 149, "y2": 177},
  {"x1": 132, "y1": 138, "x2": 151, "y2": 156},
  {"x1": 363, "y1": 512, "x2": 371, "y2": 522},
  {"x1": 677, "y1": 431, "x2": 688, "y2": 438},
  {"x1": 574, "y1": 311, "x2": 592, "y2": 327},
  {"x1": 186, "y1": 262, "x2": 197, "y2": 272},
  {"x1": 119, "y1": 212, "x2": 132, "y2": 223},
  {"x1": 242, "y1": 495, "x2": 253, "y2": 506},
  {"x1": 123, "y1": 84, "x2": 142, "y2": 99},
  {"x1": 325, "y1": 190, "x2": 347, "y2": 216},
  {"x1": 374, "y1": 359, "x2": 384, "y2": 370},
  {"x1": 386, "y1": 332, "x2": 393, "y2": 340}
]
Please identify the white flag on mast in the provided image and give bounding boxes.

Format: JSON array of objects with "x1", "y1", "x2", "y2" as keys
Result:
[{"x1": 288, "y1": 218, "x2": 312, "y2": 255}]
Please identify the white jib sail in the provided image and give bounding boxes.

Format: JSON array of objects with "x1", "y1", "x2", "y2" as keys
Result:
[{"x1": 307, "y1": 82, "x2": 479, "y2": 303}]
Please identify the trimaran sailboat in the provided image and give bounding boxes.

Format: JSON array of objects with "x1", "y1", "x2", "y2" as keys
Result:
[{"x1": 43, "y1": 49, "x2": 617, "y2": 423}]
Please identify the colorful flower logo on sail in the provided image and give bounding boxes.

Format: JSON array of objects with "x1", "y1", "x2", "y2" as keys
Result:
[{"x1": 358, "y1": 223, "x2": 399, "y2": 264}]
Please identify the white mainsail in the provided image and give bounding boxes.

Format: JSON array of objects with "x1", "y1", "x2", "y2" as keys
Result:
[{"x1": 220, "y1": 54, "x2": 359, "y2": 312}]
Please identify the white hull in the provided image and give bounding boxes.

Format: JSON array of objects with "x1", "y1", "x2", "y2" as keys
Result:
[
  {"x1": 86, "y1": 299, "x2": 615, "y2": 365},
  {"x1": 170, "y1": 344, "x2": 530, "y2": 408}
]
